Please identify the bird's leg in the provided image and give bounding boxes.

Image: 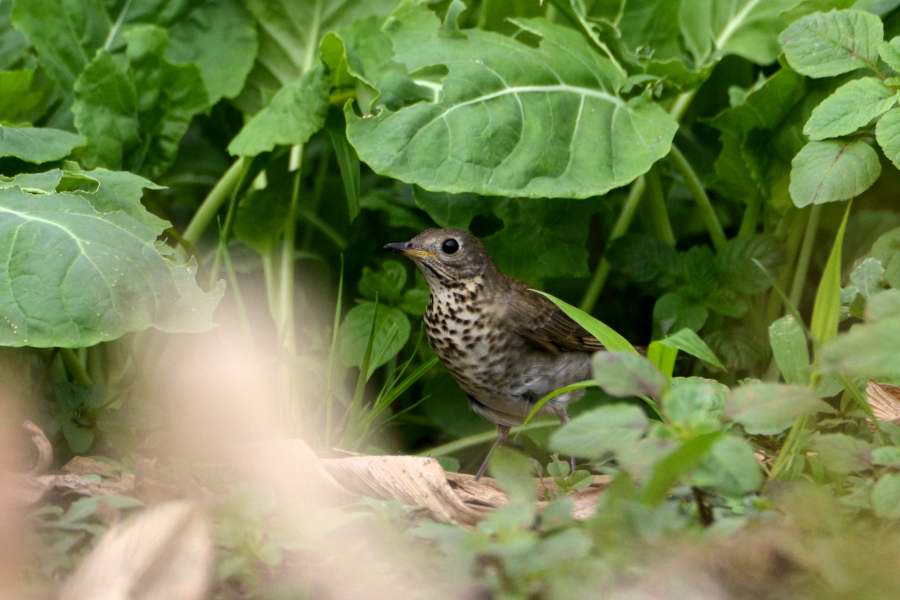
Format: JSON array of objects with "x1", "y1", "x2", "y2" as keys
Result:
[
  {"x1": 553, "y1": 406, "x2": 577, "y2": 474},
  {"x1": 474, "y1": 424, "x2": 510, "y2": 481}
]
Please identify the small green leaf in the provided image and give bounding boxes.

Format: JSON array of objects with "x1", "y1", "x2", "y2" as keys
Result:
[
  {"x1": 658, "y1": 328, "x2": 724, "y2": 370},
  {"x1": 803, "y1": 77, "x2": 897, "y2": 140},
  {"x1": 789, "y1": 141, "x2": 881, "y2": 207},
  {"x1": 535, "y1": 291, "x2": 637, "y2": 353},
  {"x1": 234, "y1": 189, "x2": 288, "y2": 255},
  {"x1": 358, "y1": 260, "x2": 407, "y2": 303},
  {"x1": 717, "y1": 235, "x2": 784, "y2": 296},
  {"x1": 641, "y1": 431, "x2": 722, "y2": 505},
  {"x1": 769, "y1": 315, "x2": 811, "y2": 385},
  {"x1": 821, "y1": 317, "x2": 900, "y2": 381},
  {"x1": 338, "y1": 303, "x2": 411, "y2": 377},
  {"x1": 811, "y1": 433, "x2": 872, "y2": 474},
  {"x1": 872, "y1": 473, "x2": 900, "y2": 519},
  {"x1": 489, "y1": 446, "x2": 537, "y2": 503},
  {"x1": 875, "y1": 107, "x2": 900, "y2": 170},
  {"x1": 593, "y1": 351, "x2": 667, "y2": 399},
  {"x1": 662, "y1": 377, "x2": 728, "y2": 432},
  {"x1": 727, "y1": 382, "x2": 833, "y2": 435},
  {"x1": 228, "y1": 64, "x2": 330, "y2": 156},
  {"x1": 692, "y1": 434, "x2": 763, "y2": 496},
  {"x1": 872, "y1": 446, "x2": 900, "y2": 467},
  {"x1": 647, "y1": 340, "x2": 678, "y2": 380},
  {"x1": 879, "y1": 36, "x2": 900, "y2": 72},
  {"x1": 0, "y1": 126, "x2": 84, "y2": 163},
  {"x1": 653, "y1": 293, "x2": 709, "y2": 336},
  {"x1": 780, "y1": 10, "x2": 883, "y2": 78},
  {"x1": 549, "y1": 404, "x2": 648, "y2": 459}
]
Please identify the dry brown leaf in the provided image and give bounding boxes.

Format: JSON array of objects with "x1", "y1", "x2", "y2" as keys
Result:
[
  {"x1": 60, "y1": 501, "x2": 212, "y2": 600},
  {"x1": 868, "y1": 381, "x2": 900, "y2": 423},
  {"x1": 23, "y1": 420, "x2": 52, "y2": 476}
]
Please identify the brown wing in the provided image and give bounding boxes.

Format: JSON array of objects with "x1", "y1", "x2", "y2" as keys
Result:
[{"x1": 504, "y1": 282, "x2": 605, "y2": 353}]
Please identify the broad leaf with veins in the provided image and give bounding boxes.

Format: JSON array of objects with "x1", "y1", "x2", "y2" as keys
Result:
[
  {"x1": 0, "y1": 169, "x2": 221, "y2": 347},
  {"x1": 346, "y1": 4, "x2": 677, "y2": 199}
]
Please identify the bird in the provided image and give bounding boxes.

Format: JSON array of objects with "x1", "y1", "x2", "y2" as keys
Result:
[{"x1": 385, "y1": 228, "x2": 605, "y2": 479}]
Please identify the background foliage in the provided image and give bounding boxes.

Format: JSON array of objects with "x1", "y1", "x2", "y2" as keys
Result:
[{"x1": 4, "y1": 0, "x2": 900, "y2": 597}]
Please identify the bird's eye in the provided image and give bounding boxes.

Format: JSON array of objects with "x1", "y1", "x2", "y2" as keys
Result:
[{"x1": 441, "y1": 238, "x2": 460, "y2": 255}]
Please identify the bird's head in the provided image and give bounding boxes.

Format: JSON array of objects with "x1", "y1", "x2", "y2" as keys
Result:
[{"x1": 384, "y1": 228, "x2": 494, "y2": 287}]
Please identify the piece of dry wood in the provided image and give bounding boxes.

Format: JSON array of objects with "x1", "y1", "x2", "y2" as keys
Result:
[
  {"x1": 59, "y1": 501, "x2": 212, "y2": 600},
  {"x1": 322, "y1": 453, "x2": 611, "y2": 526},
  {"x1": 23, "y1": 420, "x2": 52, "y2": 476}
]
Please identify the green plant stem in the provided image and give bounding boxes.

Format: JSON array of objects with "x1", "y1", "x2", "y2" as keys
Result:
[
  {"x1": 222, "y1": 244, "x2": 255, "y2": 349},
  {"x1": 182, "y1": 158, "x2": 246, "y2": 248},
  {"x1": 579, "y1": 176, "x2": 646, "y2": 311},
  {"x1": 644, "y1": 168, "x2": 676, "y2": 246},
  {"x1": 60, "y1": 348, "x2": 92, "y2": 387},
  {"x1": 324, "y1": 256, "x2": 344, "y2": 447},
  {"x1": 788, "y1": 205, "x2": 822, "y2": 312},
  {"x1": 297, "y1": 209, "x2": 347, "y2": 249},
  {"x1": 302, "y1": 151, "x2": 331, "y2": 251},
  {"x1": 278, "y1": 155, "x2": 304, "y2": 354},
  {"x1": 208, "y1": 161, "x2": 251, "y2": 287},
  {"x1": 523, "y1": 380, "x2": 597, "y2": 426},
  {"x1": 262, "y1": 252, "x2": 278, "y2": 321},
  {"x1": 769, "y1": 416, "x2": 807, "y2": 481},
  {"x1": 418, "y1": 420, "x2": 560, "y2": 457},
  {"x1": 738, "y1": 194, "x2": 761, "y2": 239},
  {"x1": 669, "y1": 145, "x2": 727, "y2": 253}
]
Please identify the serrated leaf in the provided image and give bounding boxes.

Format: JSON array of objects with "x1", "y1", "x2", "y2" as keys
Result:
[
  {"x1": 706, "y1": 68, "x2": 807, "y2": 137},
  {"x1": 875, "y1": 107, "x2": 900, "y2": 170},
  {"x1": 872, "y1": 473, "x2": 900, "y2": 518},
  {"x1": 593, "y1": 351, "x2": 666, "y2": 399},
  {"x1": 0, "y1": 126, "x2": 85, "y2": 163},
  {"x1": 769, "y1": 315, "x2": 811, "y2": 385},
  {"x1": 549, "y1": 404, "x2": 648, "y2": 459},
  {"x1": 347, "y1": 8, "x2": 677, "y2": 199},
  {"x1": 780, "y1": 9, "x2": 884, "y2": 78},
  {"x1": 789, "y1": 140, "x2": 881, "y2": 207},
  {"x1": 727, "y1": 382, "x2": 833, "y2": 435},
  {"x1": 692, "y1": 434, "x2": 763, "y2": 496},
  {"x1": 718, "y1": 235, "x2": 784, "y2": 295},
  {"x1": 659, "y1": 329, "x2": 724, "y2": 370},
  {"x1": 810, "y1": 433, "x2": 872, "y2": 474},
  {"x1": 803, "y1": 77, "x2": 897, "y2": 140},
  {"x1": 662, "y1": 376, "x2": 728, "y2": 431},
  {"x1": 0, "y1": 177, "x2": 221, "y2": 347},
  {"x1": 228, "y1": 64, "x2": 330, "y2": 156},
  {"x1": 338, "y1": 302, "x2": 411, "y2": 377}
]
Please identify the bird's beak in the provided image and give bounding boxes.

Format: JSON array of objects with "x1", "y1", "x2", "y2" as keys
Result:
[{"x1": 383, "y1": 241, "x2": 435, "y2": 260}]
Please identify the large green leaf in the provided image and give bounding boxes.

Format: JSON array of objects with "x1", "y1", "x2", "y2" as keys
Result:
[
  {"x1": 780, "y1": 9, "x2": 884, "y2": 78},
  {"x1": 803, "y1": 77, "x2": 897, "y2": 140},
  {"x1": 73, "y1": 25, "x2": 208, "y2": 177},
  {"x1": 346, "y1": 6, "x2": 677, "y2": 199},
  {"x1": 876, "y1": 107, "x2": 900, "y2": 169},
  {"x1": 0, "y1": 126, "x2": 84, "y2": 163},
  {"x1": 691, "y1": 434, "x2": 762, "y2": 496},
  {"x1": 238, "y1": 0, "x2": 397, "y2": 113},
  {"x1": 679, "y1": 0, "x2": 799, "y2": 66},
  {"x1": 789, "y1": 140, "x2": 881, "y2": 207},
  {"x1": 0, "y1": 69, "x2": 50, "y2": 123},
  {"x1": 228, "y1": 65, "x2": 330, "y2": 157},
  {"x1": 873, "y1": 473, "x2": 900, "y2": 519},
  {"x1": 662, "y1": 377, "x2": 728, "y2": 432},
  {"x1": 10, "y1": 0, "x2": 109, "y2": 89},
  {"x1": 166, "y1": 0, "x2": 258, "y2": 104},
  {"x1": 0, "y1": 172, "x2": 221, "y2": 347}
]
